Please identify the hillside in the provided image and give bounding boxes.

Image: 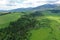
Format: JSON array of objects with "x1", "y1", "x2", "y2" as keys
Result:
[
  {"x1": 0, "y1": 10, "x2": 60, "y2": 40},
  {"x1": 0, "y1": 12, "x2": 25, "y2": 28}
]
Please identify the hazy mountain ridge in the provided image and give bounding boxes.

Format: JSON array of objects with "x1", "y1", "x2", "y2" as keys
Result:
[{"x1": 0, "y1": 4, "x2": 60, "y2": 12}]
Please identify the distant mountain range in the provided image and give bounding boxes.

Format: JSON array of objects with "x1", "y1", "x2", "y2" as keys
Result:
[{"x1": 0, "y1": 4, "x2": 60, "y2": 12}]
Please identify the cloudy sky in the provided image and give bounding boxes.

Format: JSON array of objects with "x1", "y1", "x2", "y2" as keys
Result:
[{"x1": 0, "y1": 0, "x2": 60, "y2": 10}]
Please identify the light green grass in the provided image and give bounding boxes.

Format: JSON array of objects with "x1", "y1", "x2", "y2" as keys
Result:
[
  {"x1": 0, "y1": 13, "x2": 22, "y2": 28},
  {"x1": 46, "y1": 16, "x2": 60, "y2": 23},
  {"x1": 30, "y1": 16, "x2": 60, "y2": 40},
  {"x1": 30, "y1": 27, "x2": 51, "y2": 40}
]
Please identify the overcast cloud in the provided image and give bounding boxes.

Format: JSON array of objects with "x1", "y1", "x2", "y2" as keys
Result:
[{"x1": 0, "y1": 0, "x2": 60, "y2": 10}]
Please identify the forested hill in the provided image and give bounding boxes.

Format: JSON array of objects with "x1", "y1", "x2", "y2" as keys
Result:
[{"x1": 0, "y1": 10, "x2": 60, "y2": 40}]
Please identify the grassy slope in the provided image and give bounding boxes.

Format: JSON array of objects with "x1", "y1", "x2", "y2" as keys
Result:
[
  {"x1": 30, "y1": 11, "x2": 60, "y2": 40},
  {"x1": 0, "y1": 11, "x2": 60, "y2": 40},
  {"x1": 0, "y1": 12, "x2": 23, "y2": 28},
  {"x1": 30, "y1": 16, "x2": 60, "y2": 40}
]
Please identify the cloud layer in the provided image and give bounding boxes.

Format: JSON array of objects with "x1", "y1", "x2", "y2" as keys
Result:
[{"x1": 0, "y1": 0, "x2": 60, "y2": 10}]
